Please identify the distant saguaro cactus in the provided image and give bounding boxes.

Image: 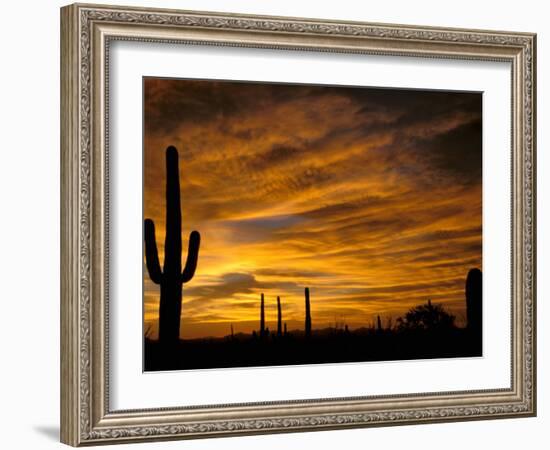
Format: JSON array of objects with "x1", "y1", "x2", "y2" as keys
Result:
[
  {"x1": 144, "y1": 146, "x2": 200, "y2": 344},
  {"x1": 277, "y1": 296, "x2": 282, "y2": 337},
  {"x1": 260, "y1": 293, "x2": 266, "y2": 338},
  {"x1": 305, "y1": 287, "x2": 312, "y2": 338},
  {"x1": 466, "y1": 268, "x2": 482, "y2": 334},
  {"x1": 377, "y1": 315, "x2": 382, "y2": 332}
]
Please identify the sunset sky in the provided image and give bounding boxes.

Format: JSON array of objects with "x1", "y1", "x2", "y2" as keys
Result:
[{"x1": 143, "y1": 78, "x2": 482, "y2": 339}]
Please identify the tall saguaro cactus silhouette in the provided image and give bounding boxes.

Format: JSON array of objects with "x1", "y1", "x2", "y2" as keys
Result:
[
  {"x1": 144, "y1": 146, "x2": 201, "y2": 344},
  {"x1": 466, "y1": 268, "x2": 482, "y2": 336},
  {"x1": 277, "y1": 296, "x2": 282, "y2": 337},
  {"x1": 260, "y1": 293, "x2": 266, "y2": 338},
  {"x1": 305, "y1": 287, "x2": 312, "y2": 338}
]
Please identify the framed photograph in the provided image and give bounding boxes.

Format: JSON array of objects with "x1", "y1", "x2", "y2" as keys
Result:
[{"x1": 60, "y1": 3, "x2": 536, "y2": 446}]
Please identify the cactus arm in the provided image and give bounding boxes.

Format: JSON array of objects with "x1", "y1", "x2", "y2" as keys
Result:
[
  {"x1": 181, "y1": 230, "x2": 201, "y2": 283},
  {"x1": 144, "y1": 219, "x2": 163, "y2": 285}
]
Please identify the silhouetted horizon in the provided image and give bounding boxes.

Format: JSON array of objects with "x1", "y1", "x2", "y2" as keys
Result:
[
  {"x1": 145, "y1": 295, "x2": 482, "y2": 370},
  {"x1": 144, "y1": 270, "x2": 482, "y2": 371},
  {"x1": 144, "y1": 269, "x2": 480, "y2": 341}
]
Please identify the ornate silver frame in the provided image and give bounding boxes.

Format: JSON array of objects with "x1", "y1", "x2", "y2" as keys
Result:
[{"x1": 60, "y1": 3, "x2": 536, "y2": 446}]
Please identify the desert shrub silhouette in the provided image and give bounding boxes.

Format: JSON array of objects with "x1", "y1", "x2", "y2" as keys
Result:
[{"x1": 397, "y1": 299, "x2": 455, "y2": 332}]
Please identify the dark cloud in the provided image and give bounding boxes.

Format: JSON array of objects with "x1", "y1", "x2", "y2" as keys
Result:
[
  {"x1": 185, "y1": 272, "x2": 260, "y2": 301},
  {"x1": 185, "y1": 272, "x2": 303, "y2": 307},
  {"x1": 421, "y1": 120, "x2": 482, "y2": 184},
  {"x1": 144, "y1": 78, "x2": 329, "y2": 135},
  {"x1": 255, "y1": 268, "x2": 332, "y2": 279}
]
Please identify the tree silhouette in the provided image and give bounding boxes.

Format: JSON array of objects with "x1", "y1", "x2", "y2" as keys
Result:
[
  {"x1": 144, "y1": 146, "x2": 201, "y2": 344},
  {"x1": 397, "y1": 299, "x2": 455, "y2": 332}
]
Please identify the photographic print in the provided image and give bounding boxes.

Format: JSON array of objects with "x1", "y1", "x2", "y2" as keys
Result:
[
  {"x1": 143, "y1": 78, "x2": 483, "y2": 372},
  {"x1": 61, "y1": 5, "x2": 536, "y2": 444}
]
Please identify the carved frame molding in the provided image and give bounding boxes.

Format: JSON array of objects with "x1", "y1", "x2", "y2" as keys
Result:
[{"x1": 61, "y1": 3, "x2": 536, "y2": 446}]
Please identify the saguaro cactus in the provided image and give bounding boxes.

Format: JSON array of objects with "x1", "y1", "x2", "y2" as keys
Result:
[
  {"x1": 305, "y1": 287, "x2": 312, "y2": 338},
  {"x1": 466, "y1": 268, "x2": 482, "y2": 334},
  {"x1": 260, "y1": 293, "x2": 266, "y2": 338},
  {"x1": 377, "y1": 315, "x2": 382, "y2": 332},
  {"x1": 277, "y1": 296, "x2": 283, "y2": 337},
  {"x1": 144, "y1": 146, "x2": 201, "y2": 344}
]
